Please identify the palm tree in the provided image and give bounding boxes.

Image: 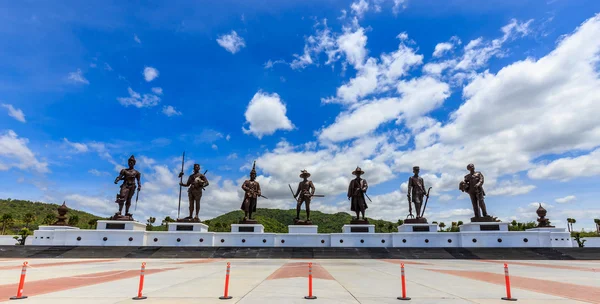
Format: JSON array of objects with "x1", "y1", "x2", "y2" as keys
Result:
[
  {"x1": 594, "y1": 219, "x2": 600, "y2": 234},
  {"x1": 42, "y1": 214, "x2": 55, "y2": 225},
  {"x1": 439, "y1": 222, "x2": 446, "y2": 231},
  {"x1": 457, "y1": 221, "x2": 464, "y2": 226},
  {"x1": 146, "y1": 217, "x2": 156, "y2": 231},
  {"x1": 23, "y1": 213, "x2": 35, "y2": 229},
  {"x1": 397, "y1": 219, "x2": 404, "y2": 226},
  {"x1": 162, "y1": 216, "x2": 175, "y2": 226},
  {"x1": 1, "y1": 214, "x2": 15, "y2": 235},
  {"x1": 68, "y1": 215, "x2": 79, "y2": 226}
]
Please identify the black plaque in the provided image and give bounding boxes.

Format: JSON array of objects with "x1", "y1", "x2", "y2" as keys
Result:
[
  {"x1": 105, "y1": 223, "x2": 125, "y2": 230},
  {"x1": 350, "y1": 227, "x2": 369, "y2": 233},
  {"x1": 480, "y1": 225, "x2": 500, "y2": 231},
  {"x1": 239, "y1": 226, "x2": 255, "y2": 232},
  {"x1": 176, "y1": 225, "x2": 194, "y2": 231},
  {"x1": 412, "y1": 226, "x2": 430, "y2": 232}
]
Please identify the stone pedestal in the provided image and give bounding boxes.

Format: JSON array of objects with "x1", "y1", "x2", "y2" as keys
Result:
[
  {"x1": 342, "y1": 224, "x2": 375, "y2": 233},
  {"x1": 168, "y1": 222, "x2": 208, "y2": 232},
  {"x1": 398, "y1": 224, "x2": 438, "y2": 232},
  {"x1": 288, "y1": 225, "x2": 318, "y2": 234},
  {"x1": 231, "y1": 224, "x2": 264, "y2": 233},
  {"x1": 404, "y1": 217, "x2": 428, "y2": 224},
  {"x1": 96, "y1": 220, "x2": 146, "y2": 231},
  {"x1": 459, "y1": 222, "x2": 509, "y2": 232}
]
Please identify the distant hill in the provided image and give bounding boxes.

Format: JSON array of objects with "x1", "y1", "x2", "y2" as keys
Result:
[
  {"x1": 0, "y1": 199, "x2": 103, "y2": 235},
  {"x1": 0, "y1": 199, "x2": 399, "y2": 234},
  {"x1": 202, "y1": 209, "x2": 399, "y2": 233}
]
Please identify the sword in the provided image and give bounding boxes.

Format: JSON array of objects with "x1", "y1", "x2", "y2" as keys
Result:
[
  {"x1": 364, "y1": 192, "x2": 372, "y2": 203},
  {"x1": 420, "y1": 187, "x2": 432, "y2": 218},
  {"x1": 134, "y1": 188, "x2": 139, "y2": 211},
  {"x1": 310, "y1": 194, "x2": 325, "y2": 197},
  {"x1": 288, "y1": 184, "x2": 298, "y2": 202},
  {"x1": 259, "y1": 195, "x2": 269, "y2": 199},
  {"x1": 202, "y1": 169, "x2": 208, "y2": 190},
  {"x1": 177, "y1": 151, "x2": 185, "y2": 219}
]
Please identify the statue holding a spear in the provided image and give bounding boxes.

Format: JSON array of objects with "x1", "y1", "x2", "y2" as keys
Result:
[{"x1": 177, "y1": 152, "x2": 209, "y2": 222}]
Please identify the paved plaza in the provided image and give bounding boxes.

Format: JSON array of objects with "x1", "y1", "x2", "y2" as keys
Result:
[{"x1": 0, "y1": 258, "x2": 598, "y2": 303}]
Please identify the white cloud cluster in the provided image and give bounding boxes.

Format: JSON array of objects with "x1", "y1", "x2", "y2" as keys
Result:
[
  {"x1": 162, "y1": 105, "x2": 182, "y2": 117},
  {"x1": 242, "y1": 91, "x2": 294, "y2": 139},
  {"x1": 1, "y1": 104, "x2": 26, "y2": 123},
  {"x1": 63, "y1": 138, "x2": 89, "y2": 153},
  {"x1": 117, "y1": 87, "x2": 161, "y2": 108},
  {"x1": 555, "y1": 195, "x2": 576, "y2": 204},
  {"x1": 143, "y1": 67, "x2": 159, "y2": 82},
  {"x1": 0, "y1": 130, "x2": 48, "y2": 173},
  {"x1": 67, "y1": 69, "x2": 89, "y2": 84},
  {"x1": 217, "y1": 31, "x2": 246, "y2": 54}
]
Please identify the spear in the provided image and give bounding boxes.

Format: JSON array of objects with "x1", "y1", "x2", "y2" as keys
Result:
[{"x1": 177, "y1": 151, "x2": 185, "y2": 219}]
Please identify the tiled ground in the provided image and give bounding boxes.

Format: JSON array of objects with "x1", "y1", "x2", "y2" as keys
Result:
[{"x1": 0, "y1": 258, "x2": 598, "y2": 303}]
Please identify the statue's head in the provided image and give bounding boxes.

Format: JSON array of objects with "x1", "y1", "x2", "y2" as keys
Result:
[
  {"x1": 128, "y1": 155, "x2": 136, "y2": 168},
  {"x1": 467, "y1": 163, "x2": 475, "y2": 171},
  {"x1": 413, "y1": 166, "x2": 420, "y2": 175},
  {"x1": 193, "y1": 164, "x2": 200, "y2": 172},
  {"x1": 250, "y1": 161, "x2": 257, "y2": 180}
]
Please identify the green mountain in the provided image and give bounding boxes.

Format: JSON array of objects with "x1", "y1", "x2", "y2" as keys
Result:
[
  {"x1": 0, "y1": 199, "x2": 103, "y2": 235},
  {"x1": 1, "y1": 199, "x2": 399, "y2": 234}
]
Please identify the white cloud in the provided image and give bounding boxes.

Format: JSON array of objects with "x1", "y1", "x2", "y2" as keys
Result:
[
  {"x1": 162, "y1": 105, "x2": 182, "y2": 117},
  {"x1": 151, "y1": 87, "x2": 163, "y2": 95},
  {"x1": 67, "y1": 69, "x2": 89, "y2": 84},
  {"x1": 226, "y1": 134, "x2": 231, "y2": 141},
  {"x1": 555, "y1": 195, "x2": 576, "y2": 204},
  {"x1": 117, "y1": 87, "x2": 161, "y2": 108},
  {"x1": 486, "y1": 179, "x2": 536, "y2": 196},
  {"x1": 528, "y1": 149, "x2": 600, "y2": 181},
  {"x1": 319, "y1": 76, "x2": 449, "y2": 142},
  {"x1": 350, "y1": 0, "x2": 369, "y2": 18},
  {"x1": 104, "y1": 63, "x2": 113, "y2": 71},
  {"x1": 211, "y1": 144, "x2": 218, "y2": 150},
  {"x1": 433, "y1": 42, "x2": 453, "y2": 57},
  {"x1": 1, "y1": 104, "x2": 26, "y2": 123},
  {"x1": 134, "y1": 34, "x2": 141, "y2": 44},
  {"x1": 438, "y1": 194, "x2": 454, "y2": 202},
  {"x1": 216, "y1": 31, "x2": 246, "y2": 54},
  {"x1": 264, "y1": 60, "x2": 286, "y2": 69},
  {"x1": 0, "y1": 130, "x2": 48, "y2": 173},
  {"x1": 63, "y1": 138, "x2": 89, "y2": 153},
  {"x1": 88, "y1": 169, "x2": 109, "y2": 176},
  {"x1": 143, "y1": 67, "x2": 159, "y2": 82},
  {"x1": 242, "y1": 91, "x2": 294, "y2": 139},
  {"x1": 337, "y1": 26, "x2": 368, "y2": 69},
  {"x1": 227, "y1": 153, "x2": 238, "y2": 160},
  {"x1": 393, "y1": 0, "x2": 407, "y2": 14}
]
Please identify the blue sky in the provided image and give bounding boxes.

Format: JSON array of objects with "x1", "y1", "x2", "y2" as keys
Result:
[{"x1": 1, "y1": 0, "x2": 600, "y2": 231}]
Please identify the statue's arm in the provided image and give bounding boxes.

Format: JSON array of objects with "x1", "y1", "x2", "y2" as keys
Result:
[
  {"x1": 362, "y1": 179, "x2": 368, "y2": 192},
  {"x1": 241, "y1": 180, "x2": 249, "y2": 192},
  {"x1": 256, "y1": 182, "x2": 262, "y2": 196},
  {"x1": 476, "y1": 173, "x2": 484, "y2": 188},
  {"x1": 201, "y1": 174, "x2": 209, "y2": 187},
  {"x1": 309, "y1": 181, "x2": 315, "y2": 195},
  {"x1": 180, "y1": 175, "x2": 191, "y2": 187},
  {"x1": 294, "y1": 182, "x2": 301, "y2": 198},
  {"x1": 407, "y1": 178, "x2": 413, "y2": 196},
  {"x1": 114, "y1": 169, "x2": 125, "y2": 184},
  {"x1": 136, "y1": 171, "x2": 142, "y2": 190},
  {"x1": 347, "y1": 180, "x2": 353, "y2": 198}
]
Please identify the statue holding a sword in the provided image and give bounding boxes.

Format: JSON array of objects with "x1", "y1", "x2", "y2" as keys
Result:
[{"x1": 289, "y1": 170, "x2": 324, "y2": 224}]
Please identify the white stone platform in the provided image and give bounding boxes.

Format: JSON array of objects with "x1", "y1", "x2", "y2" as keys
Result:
[
  {"x1": 29, "y1": 222, "x2": 575, "y2": 248},
  {"x1": 231, "y1": 224, "x2": 264, "y2": 233},
  {"x1": 168, "y1": 222, "x2": 208, "y2": 232},
  {"x1": 96, "y1": 220, "x2": 146, "y2": 231},
  {"x1": 288, "y1": 225, "x2": 318, "y2": 234}
]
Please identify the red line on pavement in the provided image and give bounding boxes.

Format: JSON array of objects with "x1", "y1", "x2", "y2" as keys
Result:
[
  {"x1": 0, "y1": 267, "x2": 176, "y2": 301},
  {"x1": 380, "y1": 259, "x2": 431, "y2": 266},
  {"x1": 426, "y1": 268, "x2": 600, "y2": 303},
  {"x1": 478, "y1": 260, "x2": 600, "y2": 272},
  {"x1": 267, "y1": 262, "x2": 334, "y2": 280}
]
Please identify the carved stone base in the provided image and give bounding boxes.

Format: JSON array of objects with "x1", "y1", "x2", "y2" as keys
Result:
[
  {"x1": 470, "y1": 216, "x2": 499, "y2": 223},
  {"x1": 404, "y1": 217, "x2": 428, "y2": 224},
  {"x1": 176, "y1": 217, "x2": 201, "y2": 223},
  {"x1": 293, "y1": 219, "x2": 313, "y2": 225},
  {"x1": 109, "y1": 214, "x2": 134, "y2": 221},
  {"x1": 240, "y1": 218, "x2": 258, "y2": 224},
  {"x1": 350, "y1": 218, "x2": 370, "y2": 225}
]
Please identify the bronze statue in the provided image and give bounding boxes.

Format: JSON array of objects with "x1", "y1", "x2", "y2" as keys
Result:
[
  {"x1": 240, "y1": 161, "x2": 266, "y2": 223},
  {"x1": 112, "y1": 155, "x2": 141, "y2": 220},
  {"x1": 348, "y1": 167, "x2": 370, "y2": 223},
  {"x1": 178, "y1": 164, "x2": 209, "y2": 221},
  {"x1": 459, "y1": 163, "x2": 491, "y2": 220},
  {"x1": 290, "y1": 170, "x2": 324, "y2": 224},
  {"x1": 406, "y1": 166, "x2": 431, "y2": 223}
]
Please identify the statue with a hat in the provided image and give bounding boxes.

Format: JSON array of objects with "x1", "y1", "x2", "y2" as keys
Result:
[
  {"x1": 406, "y1": 166, "x2": 431, "y2": 223},
  {"x1": 348, "y1": 167, "x2": 370, "y2": 223},
  {"x1": 290, "y1": 170, "x2": 323, "y2": 224},
  {"x1": 111, "y1": 155, "x2": 141, "y2": 220},
  {"x1": 240, "y1": 161, "x2": 264, "y2": 223}
]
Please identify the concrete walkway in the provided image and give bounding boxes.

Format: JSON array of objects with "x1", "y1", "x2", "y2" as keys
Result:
[{"x1": 0, "y1": 258, "x2": 597, "y2": 303}]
